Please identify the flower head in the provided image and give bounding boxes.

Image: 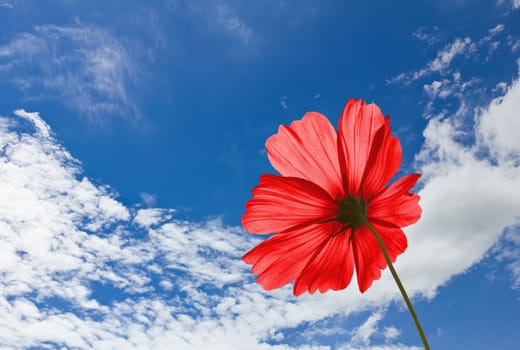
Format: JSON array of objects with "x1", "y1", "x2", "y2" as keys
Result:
[{"x1": 242, "y1": 98, "x2": 421, "y2": 295}]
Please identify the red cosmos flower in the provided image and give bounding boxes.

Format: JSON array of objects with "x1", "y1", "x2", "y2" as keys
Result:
[{"x1": 242, "y1": 98, "x2": 421, "y2": 296}]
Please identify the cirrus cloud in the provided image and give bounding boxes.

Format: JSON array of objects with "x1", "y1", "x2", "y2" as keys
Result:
[{"x1": 0, "y1": 24, "x2": 141, "y2": 123}]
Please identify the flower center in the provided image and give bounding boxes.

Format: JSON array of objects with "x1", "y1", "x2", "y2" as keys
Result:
[{"x1": 335, "y1": 195, "x2": 367, "y2": 230}]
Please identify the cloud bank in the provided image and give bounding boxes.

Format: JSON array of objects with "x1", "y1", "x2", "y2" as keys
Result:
[{"x1": 0, "y1": 72, "x2": 520, "y2": 348}]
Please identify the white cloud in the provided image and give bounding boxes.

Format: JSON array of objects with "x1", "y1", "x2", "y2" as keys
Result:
[
  {"x1": 0, "y1": 111, "x2": 138, "y2": 317},
  {"x1": 477, "y1": 72, "x2": 520, "y2": 163},
  {"x1": 409, "y1": 71, "x2": 520, "y2": 296},
  {"x1": 0, "y1": 25, "x2": 140, "y2": 123},
  {"x1": 514, "y1": 0, "x2": 520, "y2": 9}
]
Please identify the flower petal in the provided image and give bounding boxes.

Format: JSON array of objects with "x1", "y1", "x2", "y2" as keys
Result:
[
  {"x1": 243, "y1": 222, "x2": 341, "y2": 291},
  {"x1": 266, "y1": 112, "x2": 344, "y2": 198},
  {"x1": 359, "y1": 116, "x2": 402, "y2": 197},
  {"x1": 369, "y1": 173, "x2": 421, "y2": 228},
  {"x1": 293, "y1": 226, "x2": 355, "y2": 295},
  {"x1": 337, "y1": 99, "x2": 386, "y2": 197},
  {"x1": 242, "y1": 174, "x2": 337, "y2": 234},
  {"x1": 352, "y1": 223, "x2": 407, "y2": 293}
]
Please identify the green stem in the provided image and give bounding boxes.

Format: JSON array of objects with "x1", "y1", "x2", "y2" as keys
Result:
[{"x1": 361, "y1": 218, "x2": 431, "y2": 350}]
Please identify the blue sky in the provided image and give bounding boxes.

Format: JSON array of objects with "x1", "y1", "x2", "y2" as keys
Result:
[{"x1": 0, "y1": 0, "x2": 519, "y2": 349}]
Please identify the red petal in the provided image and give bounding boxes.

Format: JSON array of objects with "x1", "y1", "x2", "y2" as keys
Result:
[
  {"x1": 359, "y1": 117, "x2": 402, "y2": 196},
  {"x1": 242, "y1": 174, "x2": 337, "y2": 234},
  {"x1": 369, "y1": 173, "x2": 422, "y2": 228},
  {"x1": 293, "y1": 227, "x2": 355, "y2": 295},
  {"x1": 337, "y1": 99, "x2": 386, "y2": 197},
  {"x1": 266, "y1": 112, "x2": 344, "y2": 198},
  {"x1": 242, "y1": 222, "x2": 342, "y2": 291},
  {"x1": 352, "y1": 223, "x2": 407, "y2": 293}
]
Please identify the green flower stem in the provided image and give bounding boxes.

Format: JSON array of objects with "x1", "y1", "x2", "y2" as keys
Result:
[{"x1": 361, "y1": 218, "x2": 431, "y2": 350}]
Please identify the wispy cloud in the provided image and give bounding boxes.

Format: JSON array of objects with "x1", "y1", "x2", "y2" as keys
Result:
[
  {"x1": 0, "y1": 0, "x2": 13, "y2": 9},
  {"x1": 169, "y1": 1, "x2": 253, "y2": 46},
  {"x1": 422, "y1": 72, "x2": 478, "y2": 100},
  {"x1": 388, "y1": 37, "x2": 476, "y2": 85},
  {"x1": 488, "y1": 24, "x2": 505, "y2": 36},
  {"x1": 383, "y1": 327, "x2": 401, "y2": 342},
  {"x1": 350, "y1": 312, "x2": 384, "y2": 345},
  {"x1": 494, "y1": 227, "x2": 520, "y2": 289},
  {"x1": 477, "y1": 24, "x2": 506, "y2": 60},
  {"x1": 506, "y1": 34, "x2": 520, "y2": 52},
  {"x1": 0, "y1": 24, "x2": 141, "y2": 124},
  {"x1": 398, "y1": 24, "x2": 514, "y2": 123},
  {"x1": 139, "y1": 192, "x2": 158, "y2": 207},
  {"x1": 389, "y1": 23, "x2": 508, "y2": 85},
  {"x1": 421, "y1": 72, "x2": 481, "y2": 117},
  {"x1": 214, "y1": 3, "x2": 252, "y2": 45},
  {"x1": 280, "y1": 96, "x2": 288, "y2": 109},
  {"x1": 337, "y1": 311, "x2": 420, "y2": 350},
  {"x1": 412, "y1": 26, "x2": 440, "y2": 46},
  {"x1": 493, "y1": 81, "x2": 508, "y2": 94},
  {"x1": 422, "y1": 37, "x2": 475, "y2": 73}
]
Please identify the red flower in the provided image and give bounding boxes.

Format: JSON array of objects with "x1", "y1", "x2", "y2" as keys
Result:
[{"x1": 242, "y1": 98, "x2": 421, "y2": 295}]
